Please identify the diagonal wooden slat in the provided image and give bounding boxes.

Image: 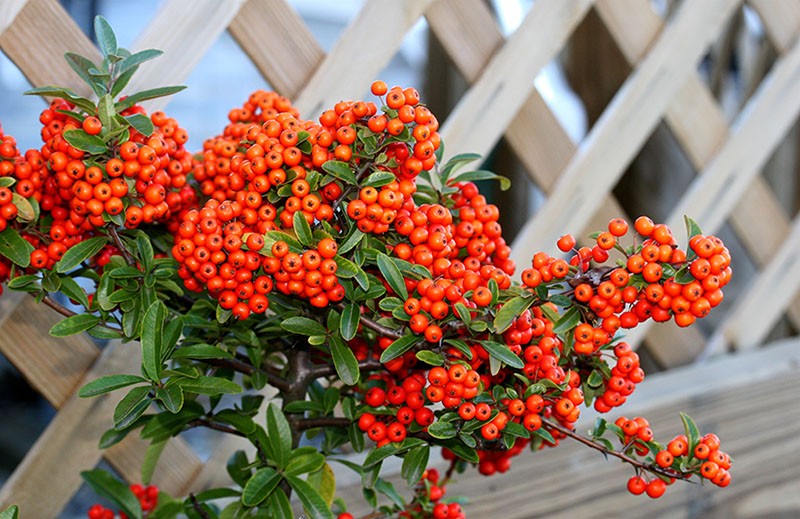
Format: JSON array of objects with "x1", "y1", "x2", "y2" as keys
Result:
[
  {"x1": 748, "y1": 0, "x2": 800, "y2": 53},
  {"x1": 0, "y1": 0, "x2": 27, "y2": 34},
  {"x1": 707, "y1": 212, "x2": 800, "y2": 352},
  {"x1": 293, "y1": 0, "x2": 434, "y2": 117},
  {"x1": 439, "y1": 0, "x2": 592, "y2": 162},
  {"x1": 125, "y1": 0, "x2": 247, "y2": 111},
  {"x1": 228, "y1": 0, "x2": 324, "y2": 99},
  {"x1": 0, "y1": 0, "x2": 98, "y2": 97},
  {"x1": 510, "y1": 0, "x2": 740, "y2": 265}
]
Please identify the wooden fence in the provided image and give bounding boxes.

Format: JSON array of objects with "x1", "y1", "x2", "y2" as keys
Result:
[{"x1": 0, "y1": 0, "x2": 799, "y2": 517}]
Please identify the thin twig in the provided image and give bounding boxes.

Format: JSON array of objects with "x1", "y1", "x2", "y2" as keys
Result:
[
  {"x1": 188, "y1": 494, "x2": 211, "y2": 519},
  {"x1": 296, "y1": 416, "x2": 351, "y2": 431},
  {"x1": 186, "y1": 417, "x2": 245, "y2": 437},
  {"x1": 311, "y1": 358, "x2": 384, "y2": 378},
  {"x1": 40, "y1": 294, "x2": 124, "y2": 333},
  {"x1": 108, "y1": 226, "x2": 136, "y2": 266},
  {"x1": 542, "y1": 418, "x2": 690, "y2": 481},
  {"x1": 204, "y1": 357, "x2": 290, "y2": 392}
]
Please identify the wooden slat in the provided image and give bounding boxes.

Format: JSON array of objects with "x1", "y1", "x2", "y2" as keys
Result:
[
  {"x1": 710, "y1": 212, "x2": 800, "y2": 351},
  {"x1": 294, "y1": 0, "x2": 434, "y2": 117},
  {"x1": 0, "y1": 342, "x2": 139, "y2": 517},
  {"x1": 0, "y1": 0, "x2": 99, "y2": 97},
  {"x1": 510, "y1": 0, "x2": 740, "y2": 267},
  {"x1": 748, "y1": 0, "x2": 800, "y2": 52},
  {"x1": 228, "y1": 0, "x2": 324, "y2": 99},
  {"x1": 125, "y1": 0, "x2": 247, "y2": 110},
  {"x1": 0, "y1": 0, "x2": 27, "y2": 34},
  {"x1": 439, "y1": 0, "x2": 592, "y2": 161}
]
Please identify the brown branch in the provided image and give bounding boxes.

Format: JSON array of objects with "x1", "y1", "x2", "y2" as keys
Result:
[
  {"x1": 186, "y1": 418, "x2": 245, "y2": 437},
  {"x1": 296, "y1": 416, "x2": 351, "y2": 431},
  {"x1": 40, "y1": 294, "x2": 123, "y2": 333},
  {"x1": 108, "y1": 226, "x2": 136, "y2": 266},
  {"x1": 311, "y1": 358, "x2": 384, "y2": 378},
  {"x1": 188, "y1": 494, "x2": 211, "y2": 519},
  {"x1": 542, "y1": 418, "x2": 690, "y2": 481}
]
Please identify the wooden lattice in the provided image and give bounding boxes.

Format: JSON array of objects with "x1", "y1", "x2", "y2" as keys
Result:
[{"x1": 1, "y1": 0, "x2": 799, "y2": 516}]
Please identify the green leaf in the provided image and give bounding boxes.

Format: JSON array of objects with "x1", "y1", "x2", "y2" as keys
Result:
[
  {"x1": 363, "y1": 170, "x2": 396, "y2": 187},
  {"x1": 307, "y1": 463, "x2": 336, "y2": 507},
  {"x1": 111, "y1": 65, "x2": 137, "y2": 98},
  {"x1": 81, "y1": 468, "x2": 142, "y2": 519},
  {"x1": 454, "y1": 302, "x2": 471, "y2": 326},
  {"x1": 281, "y1": 316, "x2": 327, "y2": 336},
  {"x1": 552, "y1": 306, "x2": 582, "y2": 335},
  {"x1": 379, "y1": 334, "x2": 419, "y2": 364},
  {"x1": 684, "y1": 215, "x2": 703, "y2": 240},
  {"x1": 329, "y1": 336, "x2": 360, "y2": 386},
  {"x1": 114, "y1": 386, "x2": 151, "y2": 430},
  {"x1": 285, "y1": 452, "x2": 326, "y2": 476},
  {"x1": 59, "y1": 276, "x2": 90, "y2": 308},
  {"x1": 415, "y1": 350, "x2": 444, "y2": 366},
  {"x1": 363, "y1": 438, "x2": 425, "y2": 469},
  {"x1": 241, "y1": 467, "x2": 281, "y2": 506},
  {"x1": 265, "y1": 489, "x2": 294, "y2": 519},
  {"x1": 137, "y1": 231, "x2": 154, "y2": 271},
  {"x1": 175, "y1": 376, "x2": 241, "y2": 395},
  {"x1": 94, "y1": 15, "x2": 118, "y2": 57},
  {"x1": 401, "y1": 445, "x2": 429, "y2": 486},
  {"x1": 125, "y1": 113, "x2": 155, "y2": 137},
  {"x1": 141, "y1": 301, "x2": 167, "y2": 382},
  {"x1": 376, "y1": 253, "x2": 408, "y2": 299},
  {"x1": 449, "y1": 169, "x2": 511, "y2": 190},
  {"x1": 266, "y1": 403, "x2": 291, "y2": 468},
  {"x1": 11, "y1": 193, "x2": 36, "y2": 222},
  {"x1": 480, "y1": 340, "x2": 524, "y2": 369},
  {"x1": 118, "y1": 48, "x2": 163, "y2": 74},
  {"x1": 0, "y1": 505, "x2": 18, "y2": 519},
  {"x1": 115, "y1": 86, "x2": 187, "y2": 111},
  {"x1": 55, "y1": 236, "x2": 108, "y2": 273},
  {"x1": 338, "y1": 228, "x2": 364, "y2": 254},
  {"x1": 141, "y1": 438, "x2": 168, "y2": 485},
  {"x1": 0, "y1": 177, "x2": 14, "y2": 188},
  {"x1": 62, "y1": 129, "x2": 107, "y2": 154},
  {"x1": 321, "y1": 160, "x2": 357, "y2": 185},
  {"x1": 427, "y1": 421, "x2": 457, "y2": 439},
  {"x1": 49, "y1": 313, "x2": 101, "y2": 337},
  {"x1": 493, "y1": 295, "x2": 534, "y2": 333},
  {"x1": 63, "y1": 52, "x2": 105, "y2": 98},
  {"x1": 293, "y1": 210, "x2": 313, "y2": 247},
  {"x1": 6, "y1": 274, "x2": 38, "y2": 290},
  {"x1": 0, "y1": 227, "x2": 34, "y2": 267},
  {"x1": 286, "y1": 475, "x2": 334, "y2": 519},
  {"x1": 215, "y1": 410, "x2": 256, "y2": 435},
  {"x1": 156, "y1": 385, "x2": 183, "y2": 413},
  {"x1": 79, "y1": 374, "x2": 147, "y2": 397},
  {"x1": 439, "y1": 152, "x2": 481, "y2": 182},
  {"x1": 171, "y1": 344, "x2": 233, "y2": 360},
  {"x1": 339, "y1": 303, "x2": 360, "y2": 341},
  {"x1": 439, "y1": 440, "x2": 479, "y2": 463},
  {"x1": 227, "y1": 450, "x2": 252, "y2": 487},
  {"x1": 680, "y1": 412, "x2": 701, "y2": 454},
  {"x1": 333, "y1": 255, "x2": 360, "y2": 278},
  {"x1": 24, "y1": 85, "x2": 97, "y2": 112}
]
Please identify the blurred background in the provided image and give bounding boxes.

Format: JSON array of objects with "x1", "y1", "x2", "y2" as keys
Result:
[{"x1": 1, "y1": 0, "x2": 799, "y2": 517}]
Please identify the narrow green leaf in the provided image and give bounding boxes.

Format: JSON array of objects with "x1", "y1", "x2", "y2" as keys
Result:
[
  {"x1": 379, "y1": 334, "x2": 419, "y2": 364},
  {"x1": 401, "y1": 445, "x2": 429, "y2": 486},
  {"x1": 6, "y1": 275, "x2": 39, "y2": 290},
  {"x1": 156, "y1": 385, "x2": 183, "y2": 413},
  {"x1": 454, "y1": 302, "x2": 471, "y2": 326},
  {"x1": 0, "y1": 227, "x2": 34, "y2": 267},
  {"x1": 363, "y1": 170, "x2": 396, "y2": 187},
  {"x1": 94, "y1": 15, "x2": 118, "y2": 56},
  {"x1": 293, "y1": 210, "x2": 313, "y2": 247},
  {"x1": 0, "y1": 505, "x2": 19, "y2": 519},
  {"x1": 286, "y1": 475, "x2": 334, "y2": 519},
  {"x1": 125, "y1": 113, "x2": 154, "y2": 137},
  {"x1": 281, "y1": 316, "x2": 327, "y2": 336},
  {"x1": 333, "y1": 255, "x2": 360, "y2": 278},
  {"x1": 49, "y1": 313, "x2": 101, "y2": 337},
  {"x1": 376, "y1": 253, "x2": 408, "y2": 299},
  {"x1": 141, "y1": 301, "x2": 166, "y2": 382},
  {"x1": 493, "y1": 295, "x2": 534, "y2": 333},
  {"x1": 81, "y1": 469, "x2": 141, "y2": 519},
  {"x1": 415, "y1": 350, "x2": 444, "y2": 366},
  {"x1": 59, "y1": 276, "x2": 90, "y2": 308},
  {"x1": 440, "y1": 440, "x2": 479, "y2": 463},
  {"x1": 552, "y1": 306, "x2": 582, "y2": 335},
  {"x1": 307, "y1": 463, "x2": 336, "y2": 507},
  {"x1": 265, "y1": 489, "x2": 294, "y2": 519},
  {"x1": 171, "y1": 344, "x2": 233, "y2": 360},
  {"x1": 141, "y1": 438, "x2": 167, "y2": 485},
  {"x1": 427, "y1": 421, "x2": 457, "y2": 439},
  {"x1": 439, "y1": 152, "x2": 481, "y2": 182},
  {"x1": 79, "y1": 374, "x2": 147, "y2": 397},
  {"x1": 114, "y1": 386, "x2": 151, "y2": 430},
  {"x1": 241, "y1": 467, "x2": 281, "y2": 506},
  {"x1": 339, "y1": 303, "x2": 360, "y2": 341},
  {"x1": 110, "y1": 65, "x2": 137, "y2": 98},
  {"x1": 97, "y1": 94, "x2": 115, "y2": 129},
  {"x1": 329, "y1": 336, "x2": 359, "y2": 386},
  {"x1": 0, "y1": 177, "x2": 14, "y2": 188},
  {"x1": 285, "y1": 452, "x2": 326, "y2": 476},
  {"x1": 449, "y1": 169, "x2": 511, "y2": 190},
  {"x1": 338, "y1": 228, "x2": 364, "y2": 254},
  {"x1": 62, "y1": 129, "x2": 107, "y2": 154},
  {"x1": 684, "y1": 215, "x2": 703, "y2": 240},
  {"x1": 480, "y1": 340, "x2": 524, "y2": 369},
  {"x1": 266, "y1": 403, "x2": 292, "y2": 468},
  {"x1": 55, "y1": 236, "x2": 108, "y2": 273},
  {"x1": 136, "y1": 231, "x2": 154, "y2": 271},
  {"x1": 118, "y1": 48, "x2": 162, "y2": 74},
  {"x1": 363, "y1": 438, "x2": 425, "y2": 469},
  {"x1": 115, "y1": 86, "x2": 187, "y2": 111},
  {"x1": 174, "y1": 376, "x2": 241, "y2": 395},
  {"x1": 680, "y1": 412, "x2": 701, "y2": 453},
  {"x1": 64, "y1": 52, "x2": 105, "y2": 98},
  {"x1": 321, "y1": 160, "x2": 357, "y2": 185},
  {"x1": 11, "y1": 193, "x2": 36, "y2": 221}
]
